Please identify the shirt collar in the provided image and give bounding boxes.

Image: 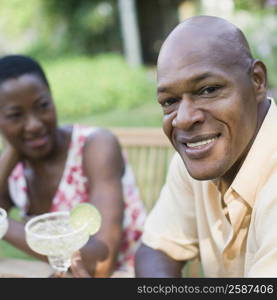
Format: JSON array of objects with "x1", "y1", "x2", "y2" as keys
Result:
[{"x1": 231, "y1": 98, "x2": 277, "y2": 207}]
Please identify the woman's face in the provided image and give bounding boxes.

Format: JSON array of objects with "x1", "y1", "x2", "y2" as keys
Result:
[{"x1": 0, "y1": 73, "x2": 58, "y2": 160}]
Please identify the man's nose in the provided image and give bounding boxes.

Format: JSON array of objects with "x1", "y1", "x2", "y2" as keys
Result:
[
  {"x1": 172, "y1": 99, "x2": 205, "y2": 130},
  {"x1": 24, "y1": 114, "x2": 43, "y2": 133}
]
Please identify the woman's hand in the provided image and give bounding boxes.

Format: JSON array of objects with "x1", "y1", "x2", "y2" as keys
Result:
[
  {"x1": 0, "y1": 138, "x2": 20, "y2": 210},
  {"x1": 1, "y1": 138, "x2": 20, "y2": 164},
  {"x1": 70, "y1": 251, "x2": 92, "y2": 278}
]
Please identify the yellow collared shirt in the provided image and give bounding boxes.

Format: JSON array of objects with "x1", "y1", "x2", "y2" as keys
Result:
[{"x1": 142, "y1": 99, "x2": 277, "y2": 277}]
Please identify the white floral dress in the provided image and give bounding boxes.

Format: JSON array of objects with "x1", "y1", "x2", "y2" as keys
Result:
[{"x1": 8, "y1": 124, "x2": 147, "y2": 276}]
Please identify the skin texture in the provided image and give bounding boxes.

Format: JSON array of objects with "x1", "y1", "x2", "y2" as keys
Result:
[
  {"x1": 135, "y1": 15, "x2": 269, "y2": 277},
  {"x1": 0, "y1": 73, "x2": 125, "y2": 277},
  {"x1": 135, "y1": 244, "x2": 185, "y2": 277}
]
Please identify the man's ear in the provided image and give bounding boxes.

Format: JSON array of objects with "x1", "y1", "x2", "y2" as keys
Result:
[{"x1": 250, "y1": 59, "x2": 267, "y2": 104}]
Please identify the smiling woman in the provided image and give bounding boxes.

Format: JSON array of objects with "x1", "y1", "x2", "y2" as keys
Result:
[
  {"x1": 0, "y1": 55, "x2": 147, "y2": 278},
  {"x1": 0, "y1": 73, "x2": 59, "y2": 160}
]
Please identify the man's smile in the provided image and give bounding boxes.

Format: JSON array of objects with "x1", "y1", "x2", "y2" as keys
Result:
[{"x1": 176, "y1": 133, "x2": 221, "y2": 159}]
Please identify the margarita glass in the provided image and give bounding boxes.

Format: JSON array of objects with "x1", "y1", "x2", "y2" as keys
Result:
[
  {"x1": 0, "y1": 207, "x2": 8, "y2": 239},
  {"x1": 24, "y1": 211, "x2": 91, "y2": 274}
]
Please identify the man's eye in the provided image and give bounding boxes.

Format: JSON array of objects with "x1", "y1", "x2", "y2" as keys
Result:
[{"x1": 200, "y1": 86, "x2": 221, "y2": 95}]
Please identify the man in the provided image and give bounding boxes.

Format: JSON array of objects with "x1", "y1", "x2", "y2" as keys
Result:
[{"x1": 135, "y1": 15, "x2": 277, "y2": 277}]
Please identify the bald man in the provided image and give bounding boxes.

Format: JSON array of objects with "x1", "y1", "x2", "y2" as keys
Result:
[{"x1": 135, "y1": 16, "x2": 277, "y2": 277}]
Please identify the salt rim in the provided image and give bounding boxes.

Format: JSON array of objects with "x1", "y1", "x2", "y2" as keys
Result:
[{"x1": 24, "y1": 211, "x2": 89, "y2": 240}]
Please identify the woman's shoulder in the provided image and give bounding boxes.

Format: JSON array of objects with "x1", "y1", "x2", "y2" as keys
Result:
[
  {"x1": 79, "y1": 126, "x2": 120, "y2": 148},
  {"x1": 66, "y1": 124, "x2": 122, "y2": 160},
  {"x1": 66, "y1": 124, "x2": 116, "y2": 140}
]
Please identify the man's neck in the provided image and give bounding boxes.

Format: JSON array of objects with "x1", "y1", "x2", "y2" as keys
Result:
[{"x1": 220, "y1": 97, "x2": 271, "y2": 193}]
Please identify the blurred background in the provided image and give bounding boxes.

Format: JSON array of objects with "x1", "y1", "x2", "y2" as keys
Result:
[
  {"x1": 0, "y1": 0, "x2": 276, "y2": 128},
  {"x1": 0, "y1": 0, "x2": 276, "y2": 265}
]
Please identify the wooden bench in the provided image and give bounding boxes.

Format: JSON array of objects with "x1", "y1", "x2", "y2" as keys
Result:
[
  {"x1": 110, "y1": 127, "x2": 175, "y2": 211},
  {"x1": 111, "y1": 127, "x2": 202, "y2": 277}
]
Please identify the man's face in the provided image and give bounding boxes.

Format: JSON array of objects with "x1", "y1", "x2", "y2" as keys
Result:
[{"x1": 157, "y1": 41, "x2": 259, "y2": 181}]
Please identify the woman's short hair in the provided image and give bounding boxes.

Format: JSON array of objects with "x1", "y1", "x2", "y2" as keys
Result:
[{"x1": 0, "y1": 54, "x2": 50, "y2": 88}]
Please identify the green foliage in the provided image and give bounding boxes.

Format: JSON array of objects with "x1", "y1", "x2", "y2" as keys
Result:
[
  {"x1": 41, "y1": 0, "x2": 121, "y2": 55},
  {"x1": 41, "y1": 54, "x2": 156, "y2": 121},
  {"x1": 0, "y1": 0, "x2": 66, "y2": 57},
  {"x1": 234, "y1": 0, "x2": 268, "y2": 11},
  {"x1": 0, "y1": 0, "x2": 121, "y2": 57},
  {"x1": 73, "y1": 102, "x2": 163, "y2": 128},
  {"x1": 0, "y1": 0, "x2": 42, "y2": 37},
  {"x1": 237, "y1": 12, "x2": 277, "y2": 88}
]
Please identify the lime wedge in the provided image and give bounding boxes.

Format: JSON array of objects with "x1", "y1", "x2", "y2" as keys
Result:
[{"x1": 70, "y1": 203, "x2": 101, "y2": 235}]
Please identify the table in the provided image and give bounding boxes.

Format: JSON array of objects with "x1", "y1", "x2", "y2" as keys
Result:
[
  {"x1": 0, "y1": 258, "x2": 134, "y2": 278},
  {"x1": 0, "y1": 258, "x2": 53, "y2": 278}
]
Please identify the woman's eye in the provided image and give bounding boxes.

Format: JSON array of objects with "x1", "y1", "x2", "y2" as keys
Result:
[
  {"x1": 37, "y1": 101, "x2": 51, "y2": 111},
  {"x1": 163, "y1": 98, "x2": 178, "y2": 107},
  {"x1": 40, "y1": 101, "x2": 50, "y2": 108},
  {"x1": 6, "y1": 113, "x2": 21, "y2": 120}
]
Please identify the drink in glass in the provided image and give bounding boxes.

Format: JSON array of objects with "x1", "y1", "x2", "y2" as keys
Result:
[{"x1": 25, "y1": 211, "x2": 91, "y2": 274}]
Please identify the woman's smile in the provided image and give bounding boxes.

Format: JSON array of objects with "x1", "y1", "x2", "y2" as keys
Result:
[{"x1": 24, "y1": 134, "x2": 50, "y2": 149}]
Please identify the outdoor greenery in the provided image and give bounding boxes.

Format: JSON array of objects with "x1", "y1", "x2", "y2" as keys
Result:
[
  {"x1": 41, "y1": 54, "x2": 157, "y2": 123},
  {"x1": 0, "y1": 0, "x2": 121, "y2": 58},
  {"x1": 42, "y1": 0, "x2": 121, "y2": 56},
  {"x1": 231, "y1": 3, "x2": 277, "y2": 90}
]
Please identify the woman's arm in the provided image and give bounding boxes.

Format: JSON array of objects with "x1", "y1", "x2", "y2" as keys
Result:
[
  {"x1": 0, "y1": 142, "x2": 19, "y2": 210},
  {"x1": 0, "y1": 141, "x2": 47, "y2": 261},
  {"x1": 71, "y1": 128, "x2": 125, "y2": 277}
]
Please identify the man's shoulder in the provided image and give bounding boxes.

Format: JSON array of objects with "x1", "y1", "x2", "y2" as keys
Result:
[
  {"x1": 261, "y1": 156, "x2": 277, "y2": 190},
  {"x1": 255, "y1": 158, "x2": 277, "y2": 204}
]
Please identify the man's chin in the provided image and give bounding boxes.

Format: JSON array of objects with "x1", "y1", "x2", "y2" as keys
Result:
[
  {"x1": 184, "y1": 162, "x2": 226, "y2": 181},
  {"x1": 188, "y1": 171, "x2": 219, "y2": 181}
]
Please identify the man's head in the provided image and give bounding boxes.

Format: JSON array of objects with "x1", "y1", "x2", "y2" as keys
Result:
[{"x1": 157, "y1": 16, "x2": 268, "y2": 182}]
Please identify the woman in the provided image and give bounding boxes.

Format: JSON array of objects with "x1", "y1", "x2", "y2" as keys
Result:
[{"x1": 0, "y1": 55, "x2": 146, "y2": 277}]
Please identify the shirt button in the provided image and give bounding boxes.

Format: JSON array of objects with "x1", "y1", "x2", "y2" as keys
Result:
[{"x1": 226, "y1": 251, "x2": 235, "y2": 260}]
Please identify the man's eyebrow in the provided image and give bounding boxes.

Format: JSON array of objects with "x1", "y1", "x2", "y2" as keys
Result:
[
  {"x1": 190, "y1": 72, "x2": 215, "y2": 83},
  {"x1": 157, "y1": 72, "x2": 217, "y2": 94}
]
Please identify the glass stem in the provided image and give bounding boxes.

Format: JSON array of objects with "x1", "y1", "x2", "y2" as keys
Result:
[{"x1": 48, "y1": 255, "x2": 71, "y2": 273}]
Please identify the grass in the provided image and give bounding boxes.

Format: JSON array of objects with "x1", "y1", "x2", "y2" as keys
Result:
[
  {"x1": 60, "y1": 101, "x2": 163, "y2": 128},
  {"x1": 42, "y1": 54, "x2": 157, "y2": 120}
]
